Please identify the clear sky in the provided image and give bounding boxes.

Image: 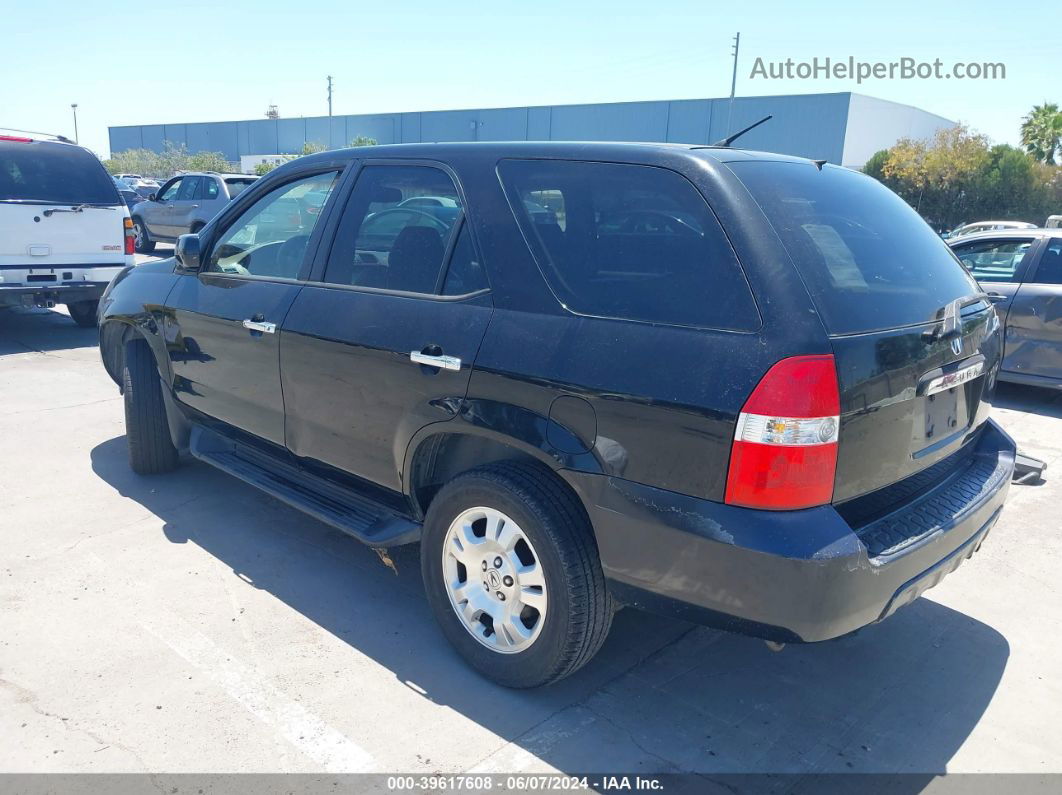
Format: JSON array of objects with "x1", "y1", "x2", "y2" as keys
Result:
[{"x1": 1, "y1": 0, "x2": 1055, "y2": 157}]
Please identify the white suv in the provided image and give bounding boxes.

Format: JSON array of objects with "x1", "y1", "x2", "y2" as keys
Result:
[{"x1": 1, "y1": 133, "x2": 135, "y2": 326}]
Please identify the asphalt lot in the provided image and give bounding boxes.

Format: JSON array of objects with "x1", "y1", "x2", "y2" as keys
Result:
[{"x1": 2, "y1": 252, "x2": 1061, "y2": 775}]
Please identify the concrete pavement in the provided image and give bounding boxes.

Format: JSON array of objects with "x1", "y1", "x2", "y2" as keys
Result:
[{"x1": 1, "y1": 295, "x2": 1060, "y2": 775}]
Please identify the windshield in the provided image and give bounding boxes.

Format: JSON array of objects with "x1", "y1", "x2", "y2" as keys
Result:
[
  {"x1": 729, "y1": 161, "x2": 979, "y2": 334},
  {"x1": 0, "y1": 141, "x2": 120, "y2": 205}
]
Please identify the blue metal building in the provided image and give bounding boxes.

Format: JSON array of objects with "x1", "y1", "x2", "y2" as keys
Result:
[{"x1": 108, "y1": 91, "x2": 953, "y2": 169}]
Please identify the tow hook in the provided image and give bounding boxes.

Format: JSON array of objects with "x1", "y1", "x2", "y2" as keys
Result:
[{"x1": 765, "y1": 640, "x2": 786, "y2": 652}]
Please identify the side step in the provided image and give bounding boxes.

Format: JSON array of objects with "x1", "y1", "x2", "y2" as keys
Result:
[{"x1": 189, "y1": 427, "x2": 421, "y2": 547}]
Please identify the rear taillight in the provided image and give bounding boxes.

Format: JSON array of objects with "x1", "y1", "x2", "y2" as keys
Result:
[
  {"x1": 0, "y1": 135, "x2": 32, "y2": 142},
  {"x1": 124, "y1": 217, "x2": 135, "y2": 255},
  {"x1": 724, "y1": 354, "x2": 840, "y2": 511}
]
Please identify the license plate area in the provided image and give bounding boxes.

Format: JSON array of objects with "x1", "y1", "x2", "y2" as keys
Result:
[{"x1": 923, "y1": 387, "x2": 968, "y2": 444}]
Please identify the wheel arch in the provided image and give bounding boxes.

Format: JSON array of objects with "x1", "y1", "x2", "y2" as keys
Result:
[{"x1": 404, "y1": 424, "x2": 593, "y2": 521}]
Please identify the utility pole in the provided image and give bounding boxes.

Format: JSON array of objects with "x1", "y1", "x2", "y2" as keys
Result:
[
  {"x1": 327, "y1": 75, "x2": 333, "y2": 149},
  {"x1": 70, "y1": 103, "x2": 79, "y2": 144},
  {"x1": 726, "y1": 32, "x2": 740, "y2": 137}
]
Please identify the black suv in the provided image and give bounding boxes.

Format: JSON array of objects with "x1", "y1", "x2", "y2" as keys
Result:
[{"x1": 98, "y1": 143, "x2": 1016, "y2": 688}]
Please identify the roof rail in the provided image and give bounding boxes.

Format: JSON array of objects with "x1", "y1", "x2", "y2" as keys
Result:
[{"x1": 0, "y1": 126, "x2": 75, "y2": 143}]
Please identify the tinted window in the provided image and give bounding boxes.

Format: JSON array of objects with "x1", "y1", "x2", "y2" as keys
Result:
[
  {"x1": 1035, "y1": 240, "x2": 1062, "y2": 285},
  {"x1": 225, "y1": 177, "x2": 255, "y2": 198},
  {"x1": 203, "y1": 178, "x2": 219, "y2": 199},
  {"x1": 323, "y1": 166, "x2": 461, "y2": 293},
  {"x1": 730, "y1": 161, "x2": 980, "y2": 334},
  {"x1": 177, "y1": 176, "x2": 200, "y2": 201},
  {"x1": 499, "y1": 160, "x2": 758, "y2": 330},
  {"x1": 952, "y1": 239, "x2": 1033, "y2": 283},
  {"x1": 442, "y1": 223, "x2": 488, "y2": 295},
  {"x1": 207, "y1": 170, "x2": 340, "y2": 279},
  {"x1": 0, "y1": 141, "x2": 119, "y2": 205}
]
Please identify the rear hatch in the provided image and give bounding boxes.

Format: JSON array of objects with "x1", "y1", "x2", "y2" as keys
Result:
[
  {"x1": 0, "y1": 138, "x2": 128, "y2": 269},
  {"x1": 729, "y1": 161, "x2": 1000, "y2": 503}
]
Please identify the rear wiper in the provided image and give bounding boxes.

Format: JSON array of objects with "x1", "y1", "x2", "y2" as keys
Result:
[{"x1": 42, "y1": 203, "x2": 116, "y2": 216}]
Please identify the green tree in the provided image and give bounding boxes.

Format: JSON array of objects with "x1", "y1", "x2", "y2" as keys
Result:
[
  {"x1": 103, "y1": 141, "x2": 237, "y2": 179},
  {"x1": 1020, "y1": 103, "x2": 1062, "y2": 165},
  {"x1": 880, "y1": 124, "x2": 989, "y2": 229},
  {"x1": 349, "y1": 136, "x2": 377, "y2": 147}
]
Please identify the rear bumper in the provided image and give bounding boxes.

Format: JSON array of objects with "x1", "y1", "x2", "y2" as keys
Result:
[
  {"x1": 0, "y1": 282, "x2": 111, "y2": 307},
  {"x1": 567, "y1": 418, "x2": 1015, "y2": 643}
]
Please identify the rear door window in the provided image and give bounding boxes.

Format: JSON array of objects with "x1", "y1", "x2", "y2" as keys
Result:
[
  {"x1": 1031, "y1": 239, "x2": 1062, "y2": 285},
  {"x1": 322, "y1": 165, "x2": 462, "y2": 294},
  {"x1": 498, "y1": 159, "x2": 759, "y2": 331},
  {"x1": 729, "y1": 161, "x2": 981, "y2": 334},
  {"x1": 952, "y1": 239, "x2": 1034, "y2": 283},
  {"x1": 0, "y1": 141, "x2": 119, "y2": 205}
]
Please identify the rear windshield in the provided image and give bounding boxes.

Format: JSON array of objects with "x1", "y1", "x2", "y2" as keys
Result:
[
  {"x1": 729, "y1": 161, "x2": 980, "y2": 334},
  {"x1": 0, "y1": 141, "x2": 120, "y2": 205},
  {"x1": 225, "y1": 178, "x2": 256, "y2": 198}
]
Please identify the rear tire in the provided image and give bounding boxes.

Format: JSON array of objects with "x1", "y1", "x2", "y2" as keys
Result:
[
  {"x1": 133, "y1": 219, "x2": 155, "y2": 253},
  {"x1": 123, "y1": 338, "x2": 178, "y2": 475},
  {"x1": 67, "y1": 299, "x2": 99, "y2": 328},
  {"x1": 421, "y1": 461, "x2": 613, "y2": 688},
  {"x1": 190, "y1": 222, "x2": 205, "y2": 235}
]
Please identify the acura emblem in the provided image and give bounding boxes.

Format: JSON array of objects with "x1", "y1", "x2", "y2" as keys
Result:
[{"x1": 950, "y1": 337, "x2": 963, "y2": 355}]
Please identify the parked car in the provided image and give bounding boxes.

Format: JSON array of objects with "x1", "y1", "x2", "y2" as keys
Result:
[
  {"x1": 1045, "y1": 215, "x2": 1062, "y2": 229},
  {"x1": 1, "y1": 133, "x2": 135, "y2": 326},
  {"x1": 131, "y1": 172, "x2": 257, "y2": 252},
  {"x1": 98, "y1": 143, "x2": 1015, "y2": 687},
  {"x1": 946, "y1": 220, "x2": 1037, "y2": 240},
  {"x1": 117, "y1": 187, "x2": 142, "y2": 211},
  {"x1": 950, "y1": 228, "x2": 1062, "y2": 388}
]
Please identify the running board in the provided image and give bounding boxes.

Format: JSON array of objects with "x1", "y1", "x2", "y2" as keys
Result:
[{"x1": 189, "y1": 427, "x2": 421, "y2": 547}]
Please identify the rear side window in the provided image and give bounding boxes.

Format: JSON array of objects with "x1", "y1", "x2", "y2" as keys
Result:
[
  {"x1": 498, "y1": 160, "x2": 758, "y2": 331},
  {"x1": 730, "y1": 161, "x2": 980, "y2": 334},
  {"x1": 225, "y1": 178, "x2": 255, "y2": 198},
  {"x1": 952, "y1": 239, "x2": 1034, "y2": 283},
  {"x1": 0, "y1": 141, "x2": 119, "y2": 205}
]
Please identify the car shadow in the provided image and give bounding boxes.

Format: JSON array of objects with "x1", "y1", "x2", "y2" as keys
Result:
[
  {"x1": 995, "y1": 381, "x2": 1062, "y2": 419},
  {"x1": 90, "y1": 435, "x2": 1009, "y2": 778},
  {"x1": 0, "y1": 306, "x2": 98, "y2": 355}
]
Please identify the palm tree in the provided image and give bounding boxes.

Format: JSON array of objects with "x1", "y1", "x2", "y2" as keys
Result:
[{"x1": 1020, "y1": 103, "x2": 1062, "y2": 165}]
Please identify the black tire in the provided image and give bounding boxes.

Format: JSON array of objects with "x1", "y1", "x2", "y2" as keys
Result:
[
  {"x1": 122, "y1": 338, "x2": 178, "y2": 475},
  {"x1": 421, "y1": 462, "x2": 614, "y2": 688},
  {"x1": 190, "y1": 222, "x2": 205, "y2": 235},
  {"x1": 67, "y1": 299, "x2": 99, "y2": 328},
  {"x1": 133, "y1": 219, "x2": 155, "y2": 253}
]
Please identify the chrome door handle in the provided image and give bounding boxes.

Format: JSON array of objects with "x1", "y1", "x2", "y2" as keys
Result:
[
  {"x1": 410, "y1": 351, "x2": 461, "y2": 371},
  {"x1": 242, "y1": 319, "x2": 276, "y2": 334}
]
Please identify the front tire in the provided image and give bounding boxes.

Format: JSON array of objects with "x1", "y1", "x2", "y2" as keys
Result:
[
  {"x1": 133, "y1": 219, "x2": 155, "y2": 253},
  {"x1": 421, "y1": 462, "x2": 613, "y2": 688},
  {"x1": 122, "y1": 339, "x2": 178, "y2": 474},
  {"x1": 67, "y1": 299, "x2": 99, "y2": 328}
]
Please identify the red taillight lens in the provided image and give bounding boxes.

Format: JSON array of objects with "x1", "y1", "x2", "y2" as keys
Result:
[
  {"x1": 724, "y1": 355, "x2": 840, "y2": 511},
  {"x1": 124, "y1": 217, "x2": 135, "y2": 255},
  {"x1": 0, "y1": 135, "x2": 32, "y2": 142}
]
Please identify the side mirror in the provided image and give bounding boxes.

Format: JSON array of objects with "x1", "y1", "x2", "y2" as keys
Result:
[{"x1": 175, "y1": 233, "x2": 202, "y2": 272}]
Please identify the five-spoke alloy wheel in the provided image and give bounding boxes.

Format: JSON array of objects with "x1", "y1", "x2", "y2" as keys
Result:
[
  {"x1": 421, "y1": 462, "x2": 614, "y2": 688},
  {"x1": 442, "y1": 506, "x2": 548, "y2": 653}
]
